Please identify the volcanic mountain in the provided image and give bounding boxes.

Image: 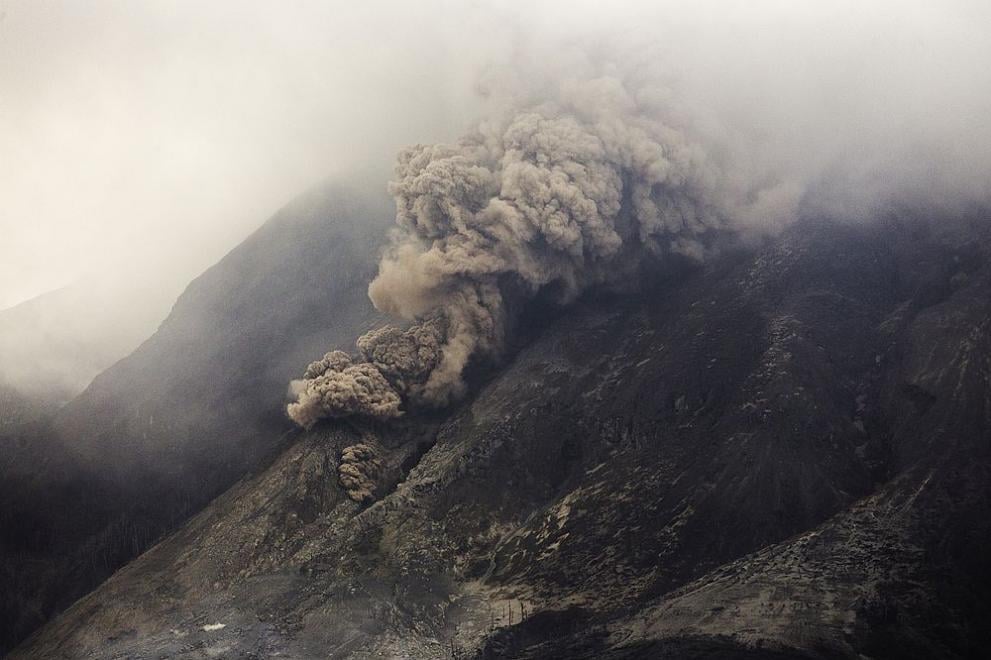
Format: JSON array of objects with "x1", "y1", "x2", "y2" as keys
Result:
[
  {"x1": 9, "y1": 202, "x2": 990, "y2": 658},
  {"x1": 0, "y1": 181, "x2": 392, "y2": 655}
]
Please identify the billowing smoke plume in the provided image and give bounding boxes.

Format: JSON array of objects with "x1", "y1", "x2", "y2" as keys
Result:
[
  {"x1": 288, "y1": 352, "x2": 400, "y2": 428},
  {"x1": 287, "y1": 67, "x2": 762, "y2": 427},
  {"x1": 287, "y1": 5, "x2": 991, "y2": 427}
]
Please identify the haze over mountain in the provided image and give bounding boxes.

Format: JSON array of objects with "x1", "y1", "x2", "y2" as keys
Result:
[
  {"x1": 2, "y1": 1, "x2": 990, "y2": 659},
  {"x1": 0, "y1": 0, "x2": 488, "y2": 379},
  {"x1": 0, "y1": 279, "x2": 177, "y2": 401},
  {"x1": 0, "y1": 180, "x2": 392, "y2": 654}
]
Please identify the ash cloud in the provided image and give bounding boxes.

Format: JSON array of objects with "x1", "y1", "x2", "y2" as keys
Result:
[
  {"x1": 282, "y1": 1, "x2": 991, "y2": 425},
  {"x1": 2, "y1": 1, "x2": 987, "y2": 411},
  {"x1": 288, "y1": 51, "x2": 810, "y2": 422},
  {"x1": 288, "y1": 360, "x2": 402, "y2": 429}
]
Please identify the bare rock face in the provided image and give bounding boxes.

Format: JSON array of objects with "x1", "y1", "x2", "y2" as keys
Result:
[{"x1": 12, "y1": 211, "x2": 991, "y2": 659}]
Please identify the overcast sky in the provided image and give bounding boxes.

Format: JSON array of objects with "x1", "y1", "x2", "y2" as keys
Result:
[
  {"x1": 1, "y1": 0, "x2": 989, "y2": 310},
  {"x1": 0, "y1": 0, "x2": 494, "y2": 309}
]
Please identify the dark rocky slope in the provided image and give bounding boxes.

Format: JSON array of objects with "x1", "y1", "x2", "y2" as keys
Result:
[
  {"x1": 0, "y1": 181, "x2": 391, "y2": 655},
  {"x1": 12, "y1": 211, "x2": 991, "y2": 659}
]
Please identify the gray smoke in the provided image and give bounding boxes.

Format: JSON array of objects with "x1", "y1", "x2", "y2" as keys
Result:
[
  {"x1": 288, "y1": 3, "x2": 991, "y2": 426},
  {"x1": 287, "y1": 321, "x2": 449, "y2": 427},
  {"x1": 288, "y1": 65, "x2": 766, "y2": 424},
  {"x1": 288, "y1": 358, "x2": 402, "y2": 429}
]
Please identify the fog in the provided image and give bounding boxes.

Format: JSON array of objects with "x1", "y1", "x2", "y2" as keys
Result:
[
  {"x1": 1, "y1": 0, "x2": 990, "y2": 397},
  {"x1": 0, "y1": 0, "x2": 490, "y2": 311}
]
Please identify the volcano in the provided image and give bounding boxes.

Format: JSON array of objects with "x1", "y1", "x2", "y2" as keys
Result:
[{"x1": 8, "y1": 203, "x2": 990, "y2": 659}]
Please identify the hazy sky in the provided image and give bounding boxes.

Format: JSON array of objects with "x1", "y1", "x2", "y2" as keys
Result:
[
  {"x1": 0, "y1": 1, "x2": 491, "y2": 309},
  {"x1": 2, "y1": 0, "x2": 989, "y2": 311}
]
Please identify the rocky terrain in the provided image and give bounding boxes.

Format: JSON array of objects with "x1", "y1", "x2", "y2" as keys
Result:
[
  {"x1": 11, "y1": 208, "x2": 990, "y2": 658},
  {"x1": 0, "y1": 181, "x2": 391, "y2": 655}
]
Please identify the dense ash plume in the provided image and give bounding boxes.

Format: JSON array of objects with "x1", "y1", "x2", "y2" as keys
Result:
[
  {"x1": 288, "y1": 320, "x2": 450, "y2": 427},
  {"x1": 288, "y1": 69, "x2": 777, "y2": 426},
  {"x1": 288, "y1": 354, "x2": 401, "y2": 428},
  {"x1": 337, "y1": 443, "x2": 382, "y2": 503}
]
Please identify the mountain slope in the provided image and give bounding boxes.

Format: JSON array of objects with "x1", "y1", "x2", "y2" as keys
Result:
[
  {"x1": 53, "y1": 180, "x2": 391, "y2": 487},
  {"x1": 0, "y1": 180, "x2": 392, "y2": 655},
  {"x1": 15, "y1": 211, "x2": 990, "y2": 658}
]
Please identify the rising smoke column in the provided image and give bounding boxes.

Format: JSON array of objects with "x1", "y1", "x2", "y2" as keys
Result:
[{"x1": 288, "y1": 74, "x2": 735, "y2": 428}]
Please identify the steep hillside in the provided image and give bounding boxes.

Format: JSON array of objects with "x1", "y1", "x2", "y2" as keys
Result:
[
  {"x1": 15, "y1": 211, "x2": 989, "y2": 658},
  {"x1": 0, "y1": 180, "x2": 392, "y2": 655},
  {"x1": 53, "y1": 180, "x2": 391, "y2": 489}
]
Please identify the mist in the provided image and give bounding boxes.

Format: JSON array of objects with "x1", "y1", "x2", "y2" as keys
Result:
[
  {"x1": 2, "y1": 0, "x2": 990, "y2": 399},
  {"x1": 0, "y1": 0, "x2": 491, "y2": 395},
  {"x1": 0, "y1": 1, "x2": 491, "y2": 310},
  {"x1": 2, "y1": 3, "x2": 991, "y2": 655}
]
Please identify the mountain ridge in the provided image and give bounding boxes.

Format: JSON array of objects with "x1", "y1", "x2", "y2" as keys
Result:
[
  {"x1": 13, "y1": 209, "x2": 989, "y2": 658},
  {"x1": 0, "y1": 180, "x2": 393, "y2": 655}
]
